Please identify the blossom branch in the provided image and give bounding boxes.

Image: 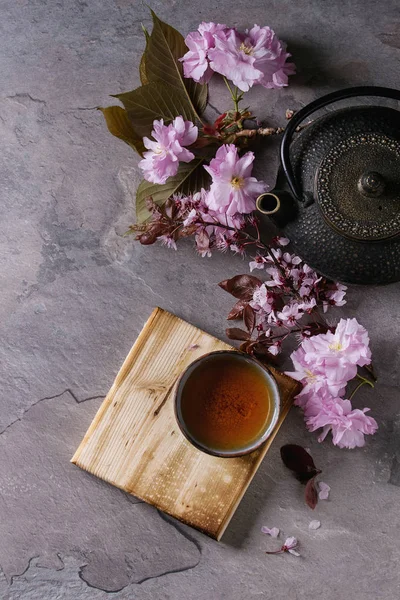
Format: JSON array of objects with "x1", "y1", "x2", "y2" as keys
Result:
[
  {"x1": 348, "y1": 380, "x2": 369, "y2": 401},
  {"x1": 230, "y1": 120, "x2": 314, "y2": 143}
]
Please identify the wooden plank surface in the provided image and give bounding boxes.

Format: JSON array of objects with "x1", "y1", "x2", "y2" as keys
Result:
[{"x1": 72, "y1": 308, "x2": 301, "y2": 540}]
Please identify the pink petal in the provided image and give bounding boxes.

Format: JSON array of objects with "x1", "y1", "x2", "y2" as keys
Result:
[
  {"x1": 261, "y1": 526, "x2": 280, "y2": 538},
  {"x1": 288, "y1": 548, "x2": 301, "y2": 557},
  {"x1": 276, "y1": 236, "x2": 290, "y2": 246},
  {"x1": 318, "y1": 481, "x2": 330, "y2": 500},
  {"x1": 309, "y1": 520, "x2": 321, "y2": 530},
  {"x1": 284, "y1": 536, "x2": 297, "y2": 549}
]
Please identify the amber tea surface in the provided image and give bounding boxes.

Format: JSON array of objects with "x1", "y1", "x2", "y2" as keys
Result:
[{"x1": 180, "y1": 355, "x2": 274, "y2": 452}]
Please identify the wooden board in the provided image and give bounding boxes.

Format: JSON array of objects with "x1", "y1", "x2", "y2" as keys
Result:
[{"x1": 72, "y1": 308, "x2": 301, "y2": 540}]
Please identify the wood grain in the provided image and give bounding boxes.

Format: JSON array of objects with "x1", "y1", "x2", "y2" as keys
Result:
[{"x1": 72, "y1": 308, "x2": 301, "y2": 540}]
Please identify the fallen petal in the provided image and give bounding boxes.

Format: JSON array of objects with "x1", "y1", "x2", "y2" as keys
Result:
[
  {"x1": 288, "y1": 548, "x2": 301, "y2": 557},
  {"x1": 261, "y1": 526, "x2": 280, "y2": 538},
  {"x1": 318, "y1": 481, "x2": 331, "y2": 500},
  {"x1": 284, "y1": 536, "x2": 297, "y2": 549},
  {"x1": 309, "y1": 520, "x2": 321, "y2": 530}
]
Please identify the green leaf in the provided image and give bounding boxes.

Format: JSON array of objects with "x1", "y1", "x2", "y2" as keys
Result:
[
  {"x1": 136, "y1": 159, "x2": 210, "y2": 222},
  {"x1": 145, "y1": 11, "x2": 207, "y2": 120},
  {"x1": 114, "y1": 82, "x2": 197, "y2": 138},
  {"x1": 99, "y1": 106, "x2": 145, "y2": 156}
]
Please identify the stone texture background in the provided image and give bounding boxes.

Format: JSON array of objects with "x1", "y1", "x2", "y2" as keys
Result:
[{"x1": 1, "y1": 0, "x2": 400, "y2": 598}]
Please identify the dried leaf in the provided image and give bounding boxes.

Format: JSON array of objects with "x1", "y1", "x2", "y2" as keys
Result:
[
  {"x1": 227, "y1": 299, "x2": 248, "y2": 320},
  {"x1": 226, "y1": 328, "x2": 250, "y2": 341},
  {"x1": 239, "y1": 341, "x2": 252, "y2": 353},
  {"x1": 280, "y1": 444, "x2": 320, "y2": 482},
  {"x1": 243, "y1": 304, "x2": 256, "y2": 332},
  {"x1": 145, "y1": 11, "x2": 207, "y2": 119},
  {"x1": 98, "y1": 106, "x2": 145, "y2": 155},
  {"x1": 139, "y1": 24, "x2": 150, "y2": 85},
  {"x1": 136, "y1": 159, "x2": 209, "y2": 222},
  {"x1": 218, "y1": 274, "x2": 262, "y2": 301},
  {"x1": 114, "y1": 82, "x2": 196, "y2": 139},
  {"x1": 305, "y1": 476, "x2": 318, "y2": 510}
]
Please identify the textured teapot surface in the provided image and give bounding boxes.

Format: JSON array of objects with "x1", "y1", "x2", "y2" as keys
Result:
[{"x1": 274, "y1": 104, "x2": 400, "y2": 285}]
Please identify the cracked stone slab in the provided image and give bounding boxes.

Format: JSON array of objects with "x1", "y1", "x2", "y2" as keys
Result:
[
  {"x1": 2, "y1": 0, "x2": 400, "y2": 597},
  {"x1": 0, "y1": 391, "x2": 199, "y2": 593}
]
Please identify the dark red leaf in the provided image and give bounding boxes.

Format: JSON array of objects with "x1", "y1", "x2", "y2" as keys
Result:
[
  {"x1": 280, "y1": 444, "x2": 321, "y2": 482},
  {"x1": 239, "y1": 341, "x2": 252, "y2": 353},
  {"x1": 243, "y1": 304, "x2": 256, "y2": 332},
  {"x1": 305, "y1": 476, "x2": 318, "y2": 509},
  {"x1": 225, "y1": 327, "x2": 250, "y2": 341},
  {"x1": 251, "y1": 344, "x2": 278, "y2": 365},
  {"x1": 227, "y1": 299, "x2": 248, "y2": 320},
  {"x1": 218, "y1": 274, "x2": 262, "y2": 301},
  {"x1": 137, "y1": 231, "x2": 158, "y2": 245}
]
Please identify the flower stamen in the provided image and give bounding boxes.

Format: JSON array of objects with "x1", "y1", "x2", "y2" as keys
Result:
[
  {"x1": 328, "y1": 341, "x2": 343, "y2": 351},
  {"x1": 239, "y1": 42, "x2": 254, "y2": 55},
  {"x1": 231, "y1": 175, "x2": 244, "y2": 189}
]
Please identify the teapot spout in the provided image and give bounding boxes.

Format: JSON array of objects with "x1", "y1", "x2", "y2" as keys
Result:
[{"x1": 256, "y1": 190, "x2": 297, "y2": 228}]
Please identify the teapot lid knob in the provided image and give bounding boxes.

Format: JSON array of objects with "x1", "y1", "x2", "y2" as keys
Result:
[{"x1": 357, "y1": 171, "x2": 385, "y2": 197}]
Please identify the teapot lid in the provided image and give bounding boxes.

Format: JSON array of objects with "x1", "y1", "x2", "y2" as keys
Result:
[
  {"x1": 290, "y1": 105, "x2": 400, "y2": 243},
  {"x1": 316, "y1": 132, "x2": 400, "y2": 241}
]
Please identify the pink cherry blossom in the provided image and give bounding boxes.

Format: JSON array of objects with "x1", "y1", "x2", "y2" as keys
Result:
[
  {"x1": 268, "y1": 342, "x2": 281, "y2": 356},
  {"x1": 301, "y1": 318, "x2": 371, "y2": 377},
  {"x1": 273, "y1": 236, "x2": 290, "y2": 246},
  {"x1": 204, "y1": 144, "x2": 267, "y2": 216},
  {"x1": 180, "y1": 22, "x2": 228, "y2": 83},
  {"x1": 282, "y1": 252, "x2": 302, "y2": 268},
  {"x1": 277, "y1": 302, "x2": 301, "y2": 326},
  {"x1": 298, "y1": 298, "x2": 317, "y2": 312},
  {"x1": 284, "y1": 536, "x2": 300, "y2": 556},
  {"x1": 158, "y1": 234, "x2": 177, "y2": 250},
  {"x1": 249, "y1": 254, "x2": 267, "y2": 272},
  {"x1": 323, "y1": 283, "x2": 347, "y2": 313},
  {"x1": 250, "y1": 283, "x2": 275, "y2": 313},
  {"x1": 208, "y1": 28, "x2": 262, "y2": 92},
  {"x1": 265, "y1": 265, "x2": 285, "y2": 288},
  {"x1": 139, "y1": 117, "x2": 198, "y2": 184},
  {"x1": 286, "y1": 346, "x2": 348, "y2": 400},
  {"x1": 208, "y1": 25, "x2": 295, "y2": 92},
  {"x1": 195, "y1": 228, "x2": 211, "y2": 257},
  {"x1": 266, "y1": 536, "x2": 300, "y2": 556},
  {"x1": 265, "y1": 247, "x2": 282, "y2": 262},
  {"x1": 183, "y1": 208, "x2": 198, "y2": 227},
  {"x1": 179, "y1": 188, "x2": 247, "y2": 257},
  {"x1": 298, "y1": 265, "x2": 322, "y2": 298},
  {"x1": 306, "y1": 396, "x2": 378, "y2": 449}
]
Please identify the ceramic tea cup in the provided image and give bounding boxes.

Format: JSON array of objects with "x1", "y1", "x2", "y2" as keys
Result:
[{"x1": 174, "y1": 350, "x2": 280, "y2": 457}]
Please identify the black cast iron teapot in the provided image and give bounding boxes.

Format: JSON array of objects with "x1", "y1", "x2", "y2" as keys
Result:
[{"x1": 256, "y1": 87, "x2": 400, "y2": 285}]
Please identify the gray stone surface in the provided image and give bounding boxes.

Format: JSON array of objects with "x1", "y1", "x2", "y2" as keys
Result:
[{"x1": 1, "y1": 0, "x2": 400, "y2": 598}]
